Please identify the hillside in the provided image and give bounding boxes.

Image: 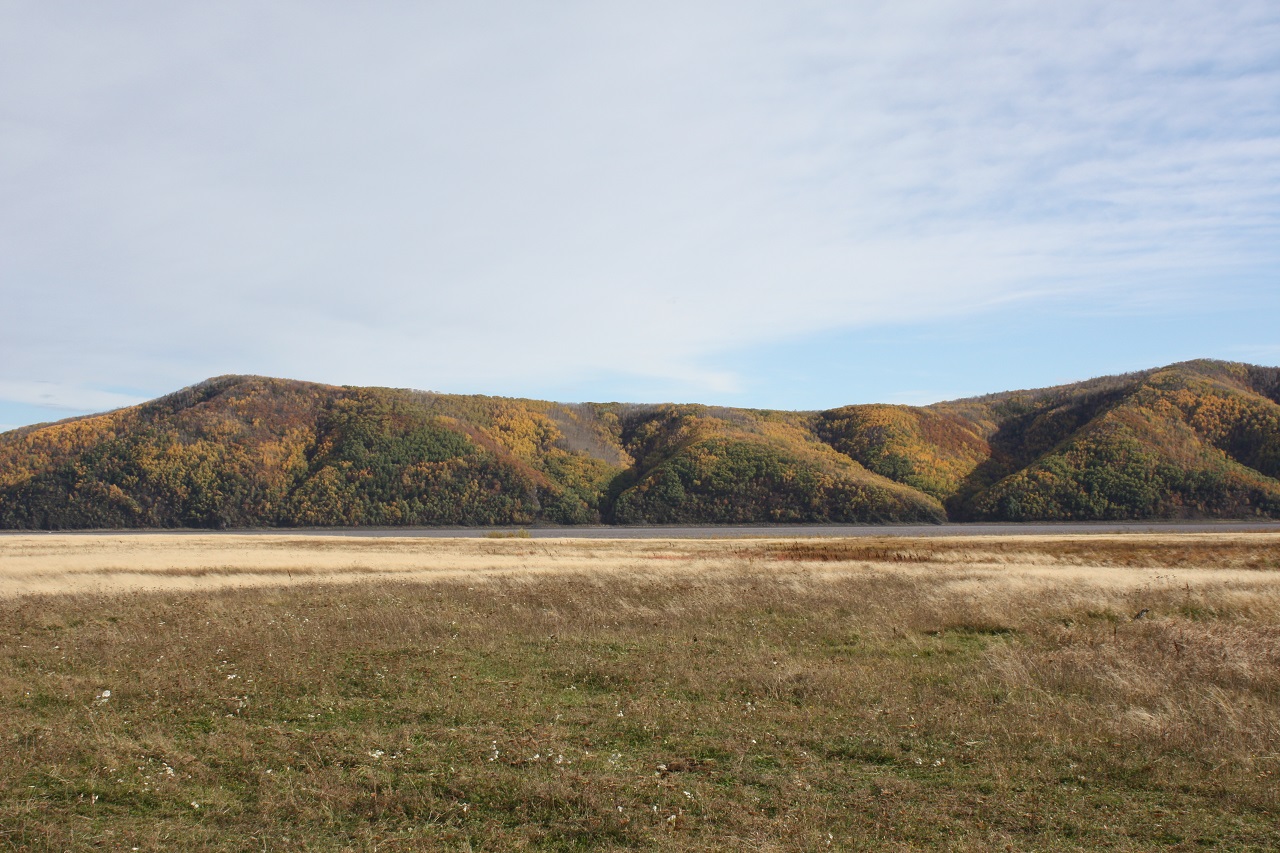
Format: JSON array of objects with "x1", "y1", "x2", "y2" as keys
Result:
[
  {"x1": 819, "y1": 360, "x2": 1280, "y2": 521},
  {"x1": 1, "y1": 360, "x2": 1279, "y2": 528}
]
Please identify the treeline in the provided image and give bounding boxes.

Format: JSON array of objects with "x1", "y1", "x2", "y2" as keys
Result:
[{"x1": 1, "y1": 360, "x2": 1279, "y2": 528}]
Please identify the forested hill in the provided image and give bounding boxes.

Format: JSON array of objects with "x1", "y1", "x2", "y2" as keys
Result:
[{"x1": 2, "y1": 359, "x2": 1279, "y2": 529}]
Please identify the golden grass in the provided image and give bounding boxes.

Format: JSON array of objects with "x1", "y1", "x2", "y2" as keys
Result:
[
  {"x1": 2, "y1": 532, "x2": 1277, "y2": 599},
  {"x1": 1, "y1": 532, "x2": 1277, "y2": 850}
]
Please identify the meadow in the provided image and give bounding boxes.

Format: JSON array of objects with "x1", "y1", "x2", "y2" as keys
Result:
[{"x1": 1, "y1": 533, "x2": 1277, "y2": 850}]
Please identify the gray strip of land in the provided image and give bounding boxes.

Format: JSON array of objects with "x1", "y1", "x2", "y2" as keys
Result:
[{"x1": 2, "y1": 521, "x2": 1277, "y2": 538}]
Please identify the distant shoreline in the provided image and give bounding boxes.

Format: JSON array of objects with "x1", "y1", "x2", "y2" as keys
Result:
[{"x1": 3, "y1": 520, "x2": 1277, "y2": 539}]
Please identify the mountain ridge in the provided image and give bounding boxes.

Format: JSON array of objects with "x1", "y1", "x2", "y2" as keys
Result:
[{"x1": 2, "y1": 360, "x2": 1278, "y2": 528}]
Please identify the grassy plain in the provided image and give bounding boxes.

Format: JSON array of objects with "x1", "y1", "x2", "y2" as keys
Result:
[{"x1": 1, "y1": 533, "x2": 1278, "y2": 850}]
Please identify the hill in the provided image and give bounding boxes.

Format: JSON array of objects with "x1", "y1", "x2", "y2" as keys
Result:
[
  {"x1": 1, "y1": 360, "x2": 1278, "y2": 528},
  {"x1": 818, "y1": 361, "x2": 1280, "y2": 521}
]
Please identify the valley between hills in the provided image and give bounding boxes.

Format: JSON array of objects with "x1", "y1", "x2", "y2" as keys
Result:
[{"x1": 2, "y1": 359, "x2": 1279, "y2": 529}]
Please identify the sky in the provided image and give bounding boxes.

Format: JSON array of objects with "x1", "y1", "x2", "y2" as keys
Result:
[{"x1": 2, "y1": 1, "x2": 1278, "y2": 431}]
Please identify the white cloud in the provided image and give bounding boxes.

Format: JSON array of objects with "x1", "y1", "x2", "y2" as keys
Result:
[
  {"x1": 0, "y1": 381, "x2": 148, "y2": 413},
  {"x1": 0, "y1": 0, "x2": 1276, "y2": 404}
]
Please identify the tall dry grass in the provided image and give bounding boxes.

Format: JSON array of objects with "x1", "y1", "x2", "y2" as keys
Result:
[{"x1": 0, "y1": 534, "x2": 1277, "y2": 850}]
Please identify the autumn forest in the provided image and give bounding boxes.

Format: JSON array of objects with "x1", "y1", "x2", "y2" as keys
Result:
[{"x1": 2, "y1": 360, "x2": 1279, "y2": 529}]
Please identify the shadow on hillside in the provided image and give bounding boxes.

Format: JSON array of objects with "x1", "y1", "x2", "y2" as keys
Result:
[{"x1": 945, "y1": 386, "x2": 1133, "y2": 520}]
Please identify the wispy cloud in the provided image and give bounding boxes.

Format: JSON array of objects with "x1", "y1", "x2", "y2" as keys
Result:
[
  {"x1": 0, "y1": 381, "x2": 147, "y2": 413},
  {"x1": 1231, "y1": 344, "x2": 1280, "y2": 362},
  {"x1": 0, "y1": 1, "x2": 1276, "y2": 410}
]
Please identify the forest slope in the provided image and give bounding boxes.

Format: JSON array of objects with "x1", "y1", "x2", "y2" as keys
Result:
[{"x1": 1, "y1": 361, "x2": 1278, "y2": 527}]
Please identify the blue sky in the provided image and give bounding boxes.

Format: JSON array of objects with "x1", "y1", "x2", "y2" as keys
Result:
[{"x1": 2, "y1": 1, "x2": 1278, "y2": 431}]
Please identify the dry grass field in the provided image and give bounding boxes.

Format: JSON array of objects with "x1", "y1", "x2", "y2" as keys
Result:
[{"x1": 1, "y1": 532, "x2": 1278, "y2": 850}]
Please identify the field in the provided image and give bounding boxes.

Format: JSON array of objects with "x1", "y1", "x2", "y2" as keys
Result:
[{"x1": 1, "y1": 533, "x2": 1278, "y2": 851}]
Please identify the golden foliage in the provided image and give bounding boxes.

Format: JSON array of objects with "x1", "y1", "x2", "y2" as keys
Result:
[{"x1": 1, "y1": 361, "x2": 1279, "y2": 527}]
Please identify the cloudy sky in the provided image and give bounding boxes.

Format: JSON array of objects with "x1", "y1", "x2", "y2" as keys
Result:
[{"x1": 2, "y1": 1, "x2": 1278, "y2": 430}]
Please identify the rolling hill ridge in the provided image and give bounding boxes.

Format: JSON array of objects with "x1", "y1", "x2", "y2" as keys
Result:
[{"x1": 2, "y1": 360, "x2": 1278, "y2": 528}]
